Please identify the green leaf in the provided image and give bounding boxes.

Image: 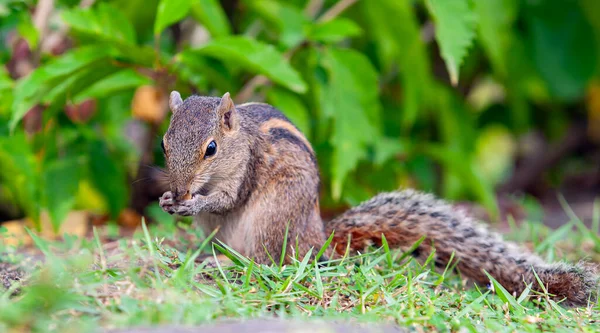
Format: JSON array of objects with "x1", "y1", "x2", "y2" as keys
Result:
[
  {"x1": 426, "y1": 0, "x2": 478, "y2": 85},
  {"x1": 0, "y1": 68, "x2": 13, "y2": 116},
  {"x1": 474, "y1": 125, "x2": 516, "y2": 186},
  {"x1": 424, "y1": 143, "x2": 498, "y2": 219},
  {"x1": 175, "y1": 52, "x2": 233, "y2": 92},
  {"x1": 89, "y1": 141, "x2": 128, "y2": 218},
  {"x1": 73, "y1": 69, "x2": 152, "y2": 103},
  {"x1": 62, "y1": 3, "x2": 137, "y2": 45},
  {"x1": 17, "y1": 11, "x2": 39, "y2": 49},
  {"x1": 430, "y1": 86, "x2": 493, "y2": 208},
  {"x1": 110, "y1": 0, "x2": 160, "y2": 40},
  {"x1": 373, "y1": 138, "x2": 406, "y2": 166},
  {"x1": 62, "y1": 3, "x2": 154, "y2": 66},
  {"x1": 320, "y1": 48, "x2": 381, "y2": 199},
  {"x1": 184, "y1": 36, "x2": 307, "y2": 93},
  {"x1": 42, "y1": 63, "x2": 121, "y2": 106},
  {"x1": 474, "y1": 0, "x2": 517, "y2": 77},
  {"x1": 525, "y1": 0, "x2": 597, "y2": 101},
  {"x1": 434, "y1": 84, "x2": 477, "y2": 151},
  {"x1": 362, "y1": 0, "x2": 432, "y2": 129},
  {"x1": 0, "y1": 132, "x2": 40, "y2": 224},
  {"x1": 246, "y1": 0, "x2": 308, "y2": 49},
  {"x1": 10, "y1": 46, "x2": 113, "y2": 131},
  {"x1": 44, "y1": 158, "x2": 81, "y2": 232},
  {"x1": 0, "y1": 68, "x2": 12, "y2": 91},
  {"x1": 190, "y1": 0, "x2": 231, "y2": 38},
  {"x1": 581, "y1": 0, "x2": 600, "y2": 74},
  {"x1": 266, "y1": 87, "x2": 311, "y2": 135},
  {"x1": 307, "y1": 18, "x2": 362, "y2": 43},
  {"x1": 154, "y1": 0, "x2": 191, "y2": 36}
]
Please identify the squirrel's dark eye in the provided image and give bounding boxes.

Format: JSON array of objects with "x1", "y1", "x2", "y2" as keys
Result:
[{"x1": 205, "y1": 140, "x2": 217, "y2": 158}]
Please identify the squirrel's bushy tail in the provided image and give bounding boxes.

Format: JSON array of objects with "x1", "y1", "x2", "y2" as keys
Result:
[{"x1": 326, "y1": 190, "x2": 598, "y2": 307}]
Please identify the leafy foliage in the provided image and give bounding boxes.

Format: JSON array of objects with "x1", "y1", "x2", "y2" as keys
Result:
[
  {"x1": 183, "y1": 36, "x2": 307, "y2": 93},
  {"x1": 0, "y1": 0, "x2": 599, "y2": 229},
  {"x1": 155, "y1": 0, "x2": 191, "y2": 37},
  {"x1": 320, "y1": 47, "x2": 381, "y2": 199},
  {"x1": 426, "y1": 0, "x2": 478, "y2": 85}
]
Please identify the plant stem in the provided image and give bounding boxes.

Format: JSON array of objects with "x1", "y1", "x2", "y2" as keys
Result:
[{"x1": 317, "y1": 0, "x2": 358, "y2": 23}]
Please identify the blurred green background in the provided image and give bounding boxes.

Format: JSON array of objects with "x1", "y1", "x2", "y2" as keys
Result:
[{"x1": 1, "y1": 0, "x2": 599, "y2": 233}]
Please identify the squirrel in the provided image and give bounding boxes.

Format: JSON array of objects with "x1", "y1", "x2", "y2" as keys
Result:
[{"x1": 158, "y1": 91, "x2": 598, "y2": 307}]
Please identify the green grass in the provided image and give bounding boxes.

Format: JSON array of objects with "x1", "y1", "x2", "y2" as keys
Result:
[{"x1": 1, "y1": 212, "x2": 600, "y2": 333}]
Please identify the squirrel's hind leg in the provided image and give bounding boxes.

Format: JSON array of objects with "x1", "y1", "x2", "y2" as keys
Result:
[{"x1": 243, "y1": 180, "x2": 326, "y2": 265}]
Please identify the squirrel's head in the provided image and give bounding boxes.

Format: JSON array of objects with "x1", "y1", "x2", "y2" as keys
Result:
[{"x1": 162, "y1": 91, "x2": 241, "y2": 201}]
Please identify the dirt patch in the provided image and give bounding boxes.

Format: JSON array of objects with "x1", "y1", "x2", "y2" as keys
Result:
[{"x1": 0, "y1": 262, "x2": 25, "y2": 292}]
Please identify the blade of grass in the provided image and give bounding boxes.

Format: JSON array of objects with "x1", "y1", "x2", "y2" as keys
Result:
[
  {"x1": 243, "y1": 259, "x2": 255, "y2": 289},
  {"x1": 484, "y1": 270, "x2": 523, "y2": 313},
  {"x1": 192, "y1": 281, "x2": 220, "y2": 297},
  {"x1": 516, "y1": 282, "x2": 532, "y2": 305},
  {"x1": 531, "y1": 268, "x2": 569, "y2": 315},
  {"x1": 422, "y1": 246, "x2": 437, "y2": 269},
  {"x1": 185, "y1": 227, "x2": 220, "y2": 269},
  {"x1": 534, "y1": 221, "x2": 573, "y2": 253},
  {"x1": 314, "y1": 260, "x2": 324, "y2": 299},
  {"x1": 293, "y1": 248, "x2": 313, "y2": 281},
  {"x1": 292, "y1": 281, "x2": 320, "y2": 298},
  {"x1": 213, "y1": 240, "x2": 250, "y2": 267},
  {"x1": 279, "y1": 221, "x2": 291, "y2": 269},
  {"x1": 381, "y1": 233, "x2": 393, "y2": 269},
  {"x1": 397, "y1": 236, "x2": 426, "y2": 262},
  {"x1": 558, "y1": 195, "x2": 600, "y2": 243},
  {"x1": 211, "y1": 244, "x2": 231, "y2": 287},
  {"x1": 315, "y1": 231, "x2": 335, "y2": 262},
  {"x1": 263, "y1": 244, "x2": 277, "y2": 266},
  {"x1": 456, "y1": 291, "x2": 490, "y2": 318},
  {"x1": 92, "y1": 226, "x2": 107, "y2": 272},
  {"x1": 278, "y1": 275, "x2": 294, "y2": 293},
  {"x1": 141, "y1": 218, "x2": 162, "y2": 283},
  {"x1": 434, "y1": 250, "x2": 455, "y2": 286},
  {"x1": 24, "y1": 227, "x2": 51, "y2": 257}
]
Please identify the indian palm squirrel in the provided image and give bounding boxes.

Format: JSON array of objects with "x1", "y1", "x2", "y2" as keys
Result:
[{"x1": 159, "y1": 91, "x2": 598, "y2": 307}]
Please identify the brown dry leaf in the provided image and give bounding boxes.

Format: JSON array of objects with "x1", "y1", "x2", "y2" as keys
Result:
[
  {"x1": 65, "y1": 99, "x2": 97, "y2": 124},
  {"x1": 1, "y1": 211, "x2": 89, "y2": 247},
  {"x1": 132, "y1": 85, "x2": 168, "y2": 125},
  {"x1": 91, "y1": 214, "x2": 110, "y2": 226},
  {"x1": 525, "y1": 315, "x2": 543, "y2": 324},
  {"x1": 43, "y1": 210, "x2": 89, "y2": 238},
  {"x1": 1, "y1": 220, "x2": 31, "y2": 247},
  {"x1": 118, "y1": 208, "x2": 142, "y2": 229}
]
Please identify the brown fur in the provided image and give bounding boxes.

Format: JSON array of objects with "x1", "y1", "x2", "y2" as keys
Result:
[
  {"x1": 327, "y1": 190, "x2": 598, "y2": 307},
  {"x1": 160, "y1": 93, "x2": 598, "y2": 307},
  {"x1": 160, "y1": 93, "x2": 324, "y2": 264}
]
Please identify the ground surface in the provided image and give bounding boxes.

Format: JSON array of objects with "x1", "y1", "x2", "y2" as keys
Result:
[{"x1": 1, "y1": 207, "x2": 600, "y2": 333}]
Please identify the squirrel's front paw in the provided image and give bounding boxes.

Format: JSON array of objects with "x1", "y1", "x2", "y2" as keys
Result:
[
  {"x1": 160, "y1": 191, "x2": 203, "y2": 216},
  {"x1": 159, "y1": 191, "x2": 175, "y2": 214},
  {"x1": 172, "y1": 196, "x2": 202, "y2": 216}
]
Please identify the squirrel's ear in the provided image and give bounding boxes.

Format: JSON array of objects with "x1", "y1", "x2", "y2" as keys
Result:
[
  {"x1": 169, "y1": 91, "x2": 183, "y2": 113},
  {"x1": 217, "y1": 92, "x2": 239, "y2": 132}
]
